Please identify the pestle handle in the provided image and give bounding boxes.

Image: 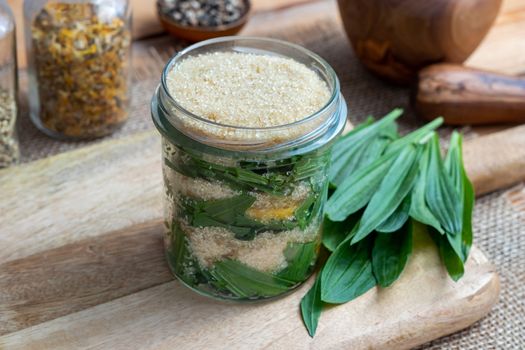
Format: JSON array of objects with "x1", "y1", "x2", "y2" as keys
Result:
[{"x1": 415, "y1": 64, "x2": 525, "y2": 125}]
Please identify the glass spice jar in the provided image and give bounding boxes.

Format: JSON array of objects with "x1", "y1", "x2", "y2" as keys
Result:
[
  {"x1": 151, "y1": 37, "x2": 347, "y2": 301},
  {"x1": 24, "y1": 0, "x2": 132, "y2": 140},
  {"x1": 0, "y1": 0, "x2": 19, "y2": 168}
]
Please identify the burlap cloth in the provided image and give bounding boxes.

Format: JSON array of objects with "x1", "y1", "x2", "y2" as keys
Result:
[{"x1": 15, "y1": 15, "x2": 524, "y2": 350}]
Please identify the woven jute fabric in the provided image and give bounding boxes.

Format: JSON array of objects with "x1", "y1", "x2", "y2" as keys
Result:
[{"x1": 14, "y1": 10, "x2": 524, "y2": 349}]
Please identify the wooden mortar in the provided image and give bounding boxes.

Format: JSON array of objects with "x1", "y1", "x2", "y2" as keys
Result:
[{"x1": 337, "y1": 0, "x2": 502, "y2": 84}]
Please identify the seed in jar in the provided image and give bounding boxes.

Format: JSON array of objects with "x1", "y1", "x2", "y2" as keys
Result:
[{"x1": 157, "y1": 0, "x2": 248, "y2": 27}]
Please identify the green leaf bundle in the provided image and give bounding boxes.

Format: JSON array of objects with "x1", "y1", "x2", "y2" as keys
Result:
[{"x1": 300, "y1": 109, "x2": 475, "y2": 337}]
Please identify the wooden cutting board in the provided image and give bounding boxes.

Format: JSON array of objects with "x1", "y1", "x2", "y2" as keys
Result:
[{"x1": 0, "y1": 129, "x2": 507, "y2": 350}]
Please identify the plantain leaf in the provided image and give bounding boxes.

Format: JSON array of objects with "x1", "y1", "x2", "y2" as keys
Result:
[
  {"x1": 199, "y1": 194, "x2": 256, "y2": 222},
  {"x1": 183, "y1": 194, "x2": 298, "y2": 240},
  {"x1": 330, "y1": 109, "x2": 402, "y2": 186},
  {"x1": 372, "y1": 220, "x2": 413, "y2": 287},
  {"x1": 330, "y1": 138, "x2": 375, "y2": 187},
  {"x1": 444, "y1": 132, "x2": 463, "y2": 194},
  {"x1": 428, "y1": 228, "x2": 464, "y2": 281},
  {"x1": 168, "y1": 222, "x2": 196, "y2": 284},
  {"x1": 376, "y1": 196, "x2": 411, "y2": 233},
  {"x1": 322, "y1": 213, "x2": 360, "y2": 252},
  {"x1": 294, "y1": 193, "x2": 317, "y2": 230},
  {"x1": 460, "y1": 169, "x2": 474, "y2": 261},
  {"x1": 444, "y1": 131, "x2": 474, "y2": 262},
  {"x1": 210, "y1": 260, "x2": 296, "y2": 298},
  {"x1": 326, "y1": 151, "x2": 398, "y2": 221},
  {"x1": 320, "y1": 237, "x2": 376, "y2": 303},
  {"x1": 278, "y1": 242, "x2": 317, "y2": 282},
  {"x1": 386, "y1": 118, "x2": 443, "y2": 154},
  {"x1": 409, "y1": 141, "x2": 444, "y2": 234},
  {"x1": 425, "y1": 134, "x2": 463, "y2": 235},
  {"x1": 330, "y1": 130, "x2": 396, "y2": 187},
  {"x1": 300, "y1": 275, "x2": 324, "y2": 337},
  {"x1": 351, "y1": 145, "x2": 421, "y2": 244}
]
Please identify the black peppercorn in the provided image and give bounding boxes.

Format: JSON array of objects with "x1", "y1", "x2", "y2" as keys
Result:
[{"x1": 157, "y1": 0, "x2": 248, "y2": 28}]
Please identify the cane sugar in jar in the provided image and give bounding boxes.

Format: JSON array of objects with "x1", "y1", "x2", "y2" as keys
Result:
[{"x1": 152, "y1": 37, "x2": 347, "y2": 301}]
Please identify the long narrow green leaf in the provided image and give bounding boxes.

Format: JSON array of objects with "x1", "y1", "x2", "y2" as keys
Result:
[
  {"x1": 293, "y1": 152, "x2": 330, "y2": 182},
  {"x1": 444, "y1": 132, "x2": 474, "y2": 262},
  {"x1": 164, "y1": 157, "x2": 199, "y2": 178},
  {"x1": 460, "y1": 169, "x2": 474, "y2": 260},
  {"x1": 372, "y1": 220, "x2": 413, "y2": 287},
  {"x1": 332, "y1": 117, "x2": 374, "y2": 149},
  {"x1": 322, "y1": 214, "x2": 360, "y2": 252},
  {"x1": 445, "y1": 131, "x2": 464, "y2": 190},
  {"x1": 294, "y1": 193, "x2": 317, "y2": 230},
  {"x1": 200, "y1": 194, "x2": 256, "y2": 222},
  {"x1": 425, "y1": 134, "x2": 462, "y2": 235},
  {"x1": 330, "y1": 109, "x2": 403, "y2": 186},
  {"x1": 169, "y1": 222, "x2": 195, "y2": 283},
  {"x1": 211, "y1": 260, "x2": 295, "y2": 298},
  {"x1": 386, "y1": 118, "x2": 444, "y2": 154},
  {"x1": 330, "y1": 140, "x2": 374, "y2": 187},
  {"x1": 446, "y1": 231, "x2": 464, "y2": 263},
  {"x1": 320, "y1": 237, "x2": 376, "y2": 303},
  {"x1": 351, "y1": 145, "x2": 421, "y2": 244},
  {"x1": 428, "y1": 228, "x2": 464, "y2": 281},
  {"x1": 376, "y1": 196, "x2": 411, "y2": 233},
  {"x1": 326, "y1": 151, "x2": 398, "y2": 221},
  {"x1": 278, "y1": 242, "x2": 317, "y2": 282},
  {"x1": 358, "y1": 136, "x2": 392, "y2": 166},
  {"x1": 300, "y1": 275, "x2": 323, "y2": 337},
  {"x1": 332, "y1": 133, "x2": 395, "y2": 188},
  {"x1": 332, "y1": 109, "x2": 401, "y2": 160},
  {"x1": 183, "y1": 194, "x2": 298, "y2": 240},
  {"x1": 409, "y1": 141, "x2": 444, "y2": 234}
]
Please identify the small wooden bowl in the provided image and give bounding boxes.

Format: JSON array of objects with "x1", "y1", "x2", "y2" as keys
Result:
[{"x1": 158, "y1": 1, "x2": 251, "y2": 42}]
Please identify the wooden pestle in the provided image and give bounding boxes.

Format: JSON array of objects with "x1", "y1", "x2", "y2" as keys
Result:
[{"x1": 415, "y1": 64, "x2": 525, "y2": 125}]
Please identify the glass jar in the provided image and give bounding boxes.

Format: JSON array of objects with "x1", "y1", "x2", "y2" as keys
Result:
[
  {"x1": 0, "y1": 0, "x2": 19, "y2": 168},
  {"x1": 151, "y1": 37, "x2": 347, "y2": 301},
  {"x1": 24, "y1": 0, "x2": 132, "y2": 140}
]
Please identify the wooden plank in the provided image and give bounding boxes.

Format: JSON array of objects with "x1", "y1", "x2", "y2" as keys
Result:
[
  {"x1": 0, "y1": 132, "x2": 163, "y2": 266},
  {"x1": 0, "y1": 236, "x2": 498, "y2": 350},
  {"x1": 0, "y1": 220, "x2": 171, "y2": 335}
]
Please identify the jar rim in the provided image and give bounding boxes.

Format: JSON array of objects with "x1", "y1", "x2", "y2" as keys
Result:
[{"x1": 159, "y1": 36, "x2": 340, "y2": 132}]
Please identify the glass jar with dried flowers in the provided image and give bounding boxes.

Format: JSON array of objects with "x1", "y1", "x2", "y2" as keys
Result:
[
  {"x1": 24, "y1": 0, "x2": 132, "y2": 139},
  {"x1": 0, "y1": 0, "x2": 19, "y2": 168}
]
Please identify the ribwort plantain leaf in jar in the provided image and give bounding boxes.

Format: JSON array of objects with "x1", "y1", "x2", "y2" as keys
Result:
[
  {"x1": 151, "y1": 37, "x2": 347, "y2": 301},
  {"x1": 24, "y1": 0, "x2": 132, "y2": 140}
]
